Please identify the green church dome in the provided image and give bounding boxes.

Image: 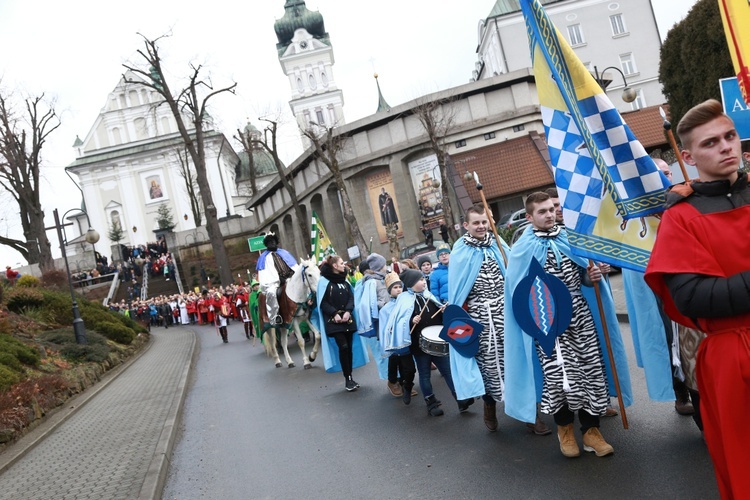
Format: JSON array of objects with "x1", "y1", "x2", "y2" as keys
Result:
[{"x1": 274, "y1": 0, "x2": 329, "y2": 55}]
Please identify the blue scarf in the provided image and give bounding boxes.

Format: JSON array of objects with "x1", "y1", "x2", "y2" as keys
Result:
[{"x1": 504, "y1": 226, "x2": 632, "y2": 424}]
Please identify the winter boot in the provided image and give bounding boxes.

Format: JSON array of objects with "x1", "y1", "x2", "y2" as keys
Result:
[
  {"x1": 425, "y1": 395, "x2": 444, "y2": 416},
  {"x1": 483, "y1": 401, "x2": 498, "y2": 432},
  {"x1": 403, "y1": 383, "x2": 413, "y2": 405},
  {"x1": 457, "y1": 397, "x2": 475, "y2": 413}
]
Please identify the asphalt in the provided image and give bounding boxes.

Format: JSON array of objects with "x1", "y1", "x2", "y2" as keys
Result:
[{"x1": 0, "y1": 274, "x2": 631, "y2": 500}]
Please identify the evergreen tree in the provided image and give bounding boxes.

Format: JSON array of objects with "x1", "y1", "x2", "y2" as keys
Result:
[
  {"x1": 659, "y1": 0, "x2": 734, "y2": 139},
  {"x1": 156, "y1": 203, "x2": 175, "y2": 230}
]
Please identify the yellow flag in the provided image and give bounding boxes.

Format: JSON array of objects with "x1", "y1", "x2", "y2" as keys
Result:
[{"x1": 718, "y1": 0, "x2": 750, "y2": 104}]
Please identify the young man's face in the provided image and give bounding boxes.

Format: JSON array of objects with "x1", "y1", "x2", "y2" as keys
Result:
[
  {"x1": 420, "y1": 260, "x2": 433, "y2": 274},
  {"x1": 389, "y1": 284, "x2": 403, "y2": 298},
  {"x1": 526, "y1": 199, "x2": 557, "y2": 231},
  {"x1": 410, "y1": 277, "x2": 427, "y2": 293},
  {"x1": 682, "y1": 115, "x2": 741, "y2": 183},
  {"x1": 463, "y1": 210, "x2": 489, "y2": 239},
  {"x1": 549, "y1": 197, "x2": 563, "y2": 223}
]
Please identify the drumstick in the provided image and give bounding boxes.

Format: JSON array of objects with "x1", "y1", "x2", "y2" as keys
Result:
[
  {"x1": 430, "y1": 303, "x2": 446, "y2": 319},
  {"x1": 410, "y1": 300, "x2": 431, "y2": 334}
]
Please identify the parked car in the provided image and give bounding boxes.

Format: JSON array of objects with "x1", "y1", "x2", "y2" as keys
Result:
[
  {"x1": 399, "y1": 242, "x2": 438, "y2": 264},
  {"x1": 498, "y1": 208, "x2": 527, "y2": 230}
]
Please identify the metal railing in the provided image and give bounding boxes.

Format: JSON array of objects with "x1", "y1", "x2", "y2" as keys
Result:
[
  {"x1": 140, "y1": 264, "x2": 149, "y2": 301},
  {"x1": 172, "y1": 256, "x2": 184, "y2": 295},
  {"x1": 103, "y1": 271, "x2": 121, "y2": 306}
]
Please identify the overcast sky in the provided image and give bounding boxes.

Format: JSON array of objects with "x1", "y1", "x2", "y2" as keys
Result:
[{"x1": 0, "y1": 0, "x2": 700, "y2": 268}]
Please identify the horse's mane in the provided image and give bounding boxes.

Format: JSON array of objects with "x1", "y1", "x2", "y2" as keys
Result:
[{"x1": 285, "y1": 258, "x2": 319, "y2": 304}]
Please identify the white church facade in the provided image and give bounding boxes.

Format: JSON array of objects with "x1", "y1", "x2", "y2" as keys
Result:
[{"x1": 65, "y1": 72, "x2": 241, "y2": 259}]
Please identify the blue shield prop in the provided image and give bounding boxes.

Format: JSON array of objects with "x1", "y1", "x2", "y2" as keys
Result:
[
  {"x1": 511, "y1": 258, "x2": 573, "y2": 357},
  {"x1": 440, "y1": 304, "x2": 483, "y2": 358}
]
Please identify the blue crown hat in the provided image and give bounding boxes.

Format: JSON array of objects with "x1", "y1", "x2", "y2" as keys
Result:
[
  {"x1": 511, "y1": 257, "x2": 573, "y2": 357},
  {"x1": 439, "y1": 305, "x2": 483, "y2": 358}
]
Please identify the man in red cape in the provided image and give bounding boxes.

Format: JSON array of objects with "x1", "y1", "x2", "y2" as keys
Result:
[{"x1": 645, "y1": 99, "x2": 750, "y2": 499}]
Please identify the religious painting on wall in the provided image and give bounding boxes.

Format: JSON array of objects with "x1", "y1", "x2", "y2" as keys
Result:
[
  {"x1": 365, "y1": 169, "x2": 404, "y2": 244},
  {"x1": 141, "y1": 171, "x2": 167, "y2": 203},
  {"x1": 407, "y1": 154, "x2": 443, "y2": 231}
]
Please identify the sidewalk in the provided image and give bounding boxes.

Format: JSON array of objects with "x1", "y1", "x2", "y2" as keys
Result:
[{"x1": 0, "y1": 329, "x2": 196, "y2": 500}]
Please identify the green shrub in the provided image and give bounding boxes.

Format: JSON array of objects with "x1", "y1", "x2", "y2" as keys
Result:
[
  {"x1": 0, "y1": 352, "x2": 22, "y2": 372},
  {"x1": 0, "y1": 281, "x2": 4, "y2": 304},
  {"x1": 6, "y1": 288, "x2": 45, "y2": 314},
  {"x1": 94, "y1": 321, "x2": 134, "y2": 345},
  {"x1": 0, "y1": 334, "x2": 40, "y2": 367},
  {"x1": 16, "y1": 275, "x2": 40, "y2": 288},
  {"x1": 39, "y1": 328, "x2": 111, "y2": 363},
  {"x1": 39, "y1": 290, "x2": 74, "y2": 325},
  {"x1": 20, "y1": 306, "x2": 54, "y2": 324},
  {"x1": 0, "y1": 365, "x2": 21, "y2": 392}
]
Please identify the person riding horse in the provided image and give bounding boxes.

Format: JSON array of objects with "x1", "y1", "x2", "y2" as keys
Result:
[{"x1": 256, "y1": 233, "x2": 297, "y2": 326}]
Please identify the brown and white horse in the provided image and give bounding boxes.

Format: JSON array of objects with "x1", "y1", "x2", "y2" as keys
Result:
[{"x1": 258, "y1": 258, "x2": 321, "y2": 368}]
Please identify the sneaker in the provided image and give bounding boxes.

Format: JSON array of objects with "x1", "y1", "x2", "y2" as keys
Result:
[
  {"x1": 526, "y1": 414, "x2": 552, "y2": 436},
  {"x1": 583, "y1": 427, "x2": 614, "y2": 457},
  {"x1": 345, "y1": 379, "x2": 358, "y2": 392},
  {"x1": 557, "y1": 424, "x2": 580, "y2": 458},
  {"x1": 483, "y1": 402, "x2": 498, "y2": 432},
  {"x1": 387, "y1": 381, "x2": 404, "y2": 397},
  {"x1": 410, "y1": 387, "x2": 418, "y2": 397}
]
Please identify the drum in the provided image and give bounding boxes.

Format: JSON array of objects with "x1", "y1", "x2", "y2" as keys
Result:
[{"x1": 419, "y1": 325, "x2": 449, "y2": 357}]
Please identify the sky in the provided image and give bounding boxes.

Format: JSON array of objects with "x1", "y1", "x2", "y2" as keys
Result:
[{"x1": 0, "y1": 0, "x2": 700, "y2": 269}]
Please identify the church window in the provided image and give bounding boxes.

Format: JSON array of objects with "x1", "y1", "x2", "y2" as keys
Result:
[
  {"x1": 111, "y1": 210, "x2": 122, "y2": 230},
  {"x1": 316, "y1": 110, "x2": 325, "y2": 125},
  {"x1": 321, "y1": 72, "x2": 328, "y2": 87},
  {"x1": 118, "y1": 94, "x2": 127, "y2": 108},
  {"x1": 297, "y1": 78, "x2": 304, "y2": 92},
  {"x1": 128, "y1": 90, "x2": 140, "y2": 106},
  {"x1": 308, "y1": 74, "x2": 317, "y2": 90},
  {"x1": 112, "y1": 127, "x2": 122, "y2": 145}
]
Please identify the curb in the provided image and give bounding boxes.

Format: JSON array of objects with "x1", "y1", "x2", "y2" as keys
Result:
[
  {"x1": 0, "y1": 333, "x2": 154, "y2": 474},
  {"x1": 138, "y1": 330, "x2": 198, "y2": 500}
]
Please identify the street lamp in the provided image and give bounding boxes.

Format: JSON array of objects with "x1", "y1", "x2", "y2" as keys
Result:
[
  {"x1": 592, "y1": 65, "x2": 637, "y2": 103},
  {"x1": 49, "y1": 208, "x2": 100, "y2": 344}
]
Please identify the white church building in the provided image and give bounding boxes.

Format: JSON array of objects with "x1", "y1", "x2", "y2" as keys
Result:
[{"x1": 65, "y1": 72, "x2": 243, "y2": 260}]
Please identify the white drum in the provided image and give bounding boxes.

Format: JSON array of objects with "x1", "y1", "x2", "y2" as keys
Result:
[{"x1": 419, "y1": 325, "x2": 449, "y2": 357}]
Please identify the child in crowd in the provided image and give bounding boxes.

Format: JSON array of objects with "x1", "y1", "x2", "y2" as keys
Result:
[{"x1": 380, "y1": 272, "x2": 417, "y2": 404}]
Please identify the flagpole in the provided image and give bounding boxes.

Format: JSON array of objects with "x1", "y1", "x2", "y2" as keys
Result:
[
  {"x1": 588, "y1": 259, "x2": 629, "y2": 430},
  {"x1": 659, "y1": 107, "x2": 690, "y2": 182},
  {"x1": 472, "y1": 171, "x2": 508, "y2": 266}
]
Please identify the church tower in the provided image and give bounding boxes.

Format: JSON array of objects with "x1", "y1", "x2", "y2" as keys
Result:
[{"x1": 274, "y1": 1, "x2": 345, "y2": 143}]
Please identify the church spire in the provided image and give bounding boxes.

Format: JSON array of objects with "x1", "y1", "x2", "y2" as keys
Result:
[{"x1": 374, "y1": 73, "x2": 391, "y2": 113}]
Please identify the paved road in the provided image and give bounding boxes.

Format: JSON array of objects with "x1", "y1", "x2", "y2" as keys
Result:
[{"x1": 163, "y1": 321, "x2": 719, "y2": 500}]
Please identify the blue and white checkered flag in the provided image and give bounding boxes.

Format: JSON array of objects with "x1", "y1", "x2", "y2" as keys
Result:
[{"x1": 522, "y1": 0, "x2": 671, "y2": 271}]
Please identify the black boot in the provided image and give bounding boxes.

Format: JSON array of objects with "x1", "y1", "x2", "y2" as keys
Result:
[
  {"x1": 403, "y1": 383, "x2": 413, "y2": 405},
  {"x1": 457, "y1": 397, "x2": 475, "y2": 413},
  {"x1": 425, "y1": 395, "x2": 444, "y2": 416}
]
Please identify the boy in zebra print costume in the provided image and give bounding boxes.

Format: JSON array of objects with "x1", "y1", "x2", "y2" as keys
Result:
[{"x1": 506, "y1": 192, "x2": 617, "y2": 458}]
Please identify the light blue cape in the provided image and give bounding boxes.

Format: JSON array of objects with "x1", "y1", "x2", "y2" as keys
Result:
[
  {"x1": 446, "y1": 235, "x2": 511, "y2": 400},
  {"x1": 312, "y1": 276, "x2": 369, "y2": 373},
  {"x1": 622, "y1": 269, "x2": 674, "y2": 401},
  {"x1": 354, "y1": 278, "x2": 379, "y2": 337},
  {"x1": 504, "y1": 227, "x2": 632, "y2": 424},
  {"x1": 382, "y1": 289, "x2": 442, "y2": 353}
]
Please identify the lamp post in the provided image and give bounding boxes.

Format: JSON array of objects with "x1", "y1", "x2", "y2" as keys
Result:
[
  {"x1": 592, "y1": 65, "x2": 637, "y2": 103},
  {"x1": 50, "y1": 208, "x2": 100, "y2": 344}
]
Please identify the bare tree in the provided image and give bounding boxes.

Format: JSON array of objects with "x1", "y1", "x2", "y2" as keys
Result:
[
  {"x1": 413, "y1": 97, "x2": 459, "y2": 242},
  {"x1": 256, "y1": 117, "x2": 309, "y2": 255},
  {"x1": 234, "y1": 126, "x2": 258, "y2": 195},
  {"x1": 0, "y1": 91, "x2": 58, "y2": 272},
  {"x1": 123, "y1": 34, "x2": 236, "y2": 285},
  {"x1": 302, "y1": 124, "x2": 369, "y2": 259},
  {"x1": 174, "y1": 146, "x2": 202, "y2": 226}
]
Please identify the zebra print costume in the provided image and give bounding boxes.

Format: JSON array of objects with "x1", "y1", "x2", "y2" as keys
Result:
[
  {"x1": 533, "y1": 228, "x2": 609, "y2": 417},
  {"x1": 464, "y1": 233, "x2": 505, "y2": 402}
]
